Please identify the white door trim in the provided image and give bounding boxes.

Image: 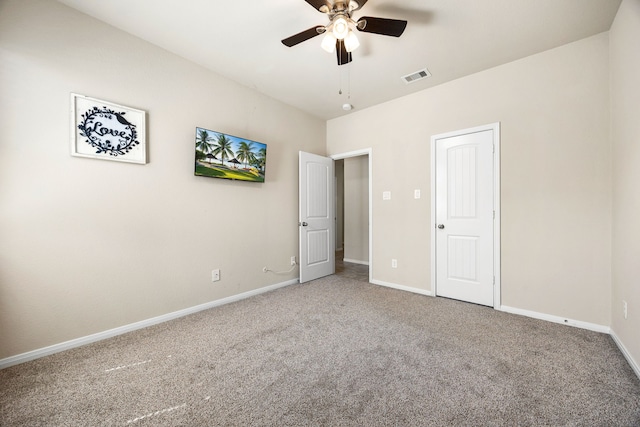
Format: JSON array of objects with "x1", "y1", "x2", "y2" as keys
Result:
[
  {"x1": 331, "y1": 148, "x2": 373, "y2": 283},
  {"x1": 430, "y1": 123, "x2": 501, "y2": 309}
]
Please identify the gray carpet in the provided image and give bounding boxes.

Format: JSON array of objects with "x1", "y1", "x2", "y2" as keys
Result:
[{"x1": 1, "y1": 273, "x2": 639, "y2": 426}]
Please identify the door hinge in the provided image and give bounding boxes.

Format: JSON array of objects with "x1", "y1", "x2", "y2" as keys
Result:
[
  {"x1": 493, "y1": 276, "x2": 495, "y2": 285},
  {"x1": 493, "y1": 210, "x2": 495, "y2": 219}
]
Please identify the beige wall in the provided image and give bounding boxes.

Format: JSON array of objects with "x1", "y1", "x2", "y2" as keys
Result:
[
  {"x1": 610, "y1": 0, "x2": 640, "y2": 371},
  {"x1": 328, "y1": 33, "x2": 612, "y2": 326},
  {"x1": 335, "y1": 160, "x2": 344, "y2": 251},
  {"x1": 343, "y1": 156, "x2": 369, "y2": 264},
  {"x1": 0, "y1": 0, "x2": 325, "y2": 359}
]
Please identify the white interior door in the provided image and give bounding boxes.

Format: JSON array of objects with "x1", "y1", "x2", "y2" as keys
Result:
[
  {"x1": 299, "y1": 151, "x2": 335, "y2": 283},
  {"x1": 432, "y1": 126, "x2": 498, "y2": 307}
]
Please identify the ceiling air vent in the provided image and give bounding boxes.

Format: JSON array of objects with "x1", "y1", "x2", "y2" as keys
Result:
[{"x1": 402, "y1": 68, "x2": 431, "y2": 84}]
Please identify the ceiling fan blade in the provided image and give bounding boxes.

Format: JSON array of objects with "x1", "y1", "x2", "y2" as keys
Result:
[
  {"x1": 357, "y1": 16, "x2": 407, "y2": 37},
  {"x1": 281, "y1": 26, "x2": 325, "y2": 47},
  {"x1": 350, "y1": 0, "x2": 368, "y2": 11},
  {"x1": 305, "y1": 0, "x2": 332, "y2": 13},
  {"x1": 336, "y1": 39, "x2": 352, "y2": 66}
]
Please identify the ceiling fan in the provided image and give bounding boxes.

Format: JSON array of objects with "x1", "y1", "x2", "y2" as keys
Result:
[{"x1": 281, "y1": 0, "x2": 407, "y2": 66}]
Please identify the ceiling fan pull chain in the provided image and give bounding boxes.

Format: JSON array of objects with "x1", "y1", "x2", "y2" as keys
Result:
[{"x1": 348, "y1": 62, "x2": 351, "y2": 100}]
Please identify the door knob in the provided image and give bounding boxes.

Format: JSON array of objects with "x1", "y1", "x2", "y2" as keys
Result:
[
  {"x1": 437, "y1": 224, "x2": 445, "y2": 229},
  {"x1": 301, "y1": 222, "x2": 308, "y2": 227}
]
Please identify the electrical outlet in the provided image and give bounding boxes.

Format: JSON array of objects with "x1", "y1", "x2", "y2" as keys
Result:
[
  {"x1": 414, "y1": 189, "x2": 421, "y2": 199},
  {"x1": 291, "y1": 256, "x2": 296, "y2": 266},
  {"x1": 623, "y1": 300, "x2": 628, "y2": 319},
  {"x1": 212, "y1": 269, "x2": 220, "y2": 282},
  {"x1": 392, "y1": 259, "x2": 398, "y2": 268}
]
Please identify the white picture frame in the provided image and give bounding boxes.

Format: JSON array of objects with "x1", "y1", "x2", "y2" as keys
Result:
[{"x1": 70, "y1": 93, "x2": 147, "y2": 164}]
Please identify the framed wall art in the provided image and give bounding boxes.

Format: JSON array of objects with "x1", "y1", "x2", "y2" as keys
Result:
[
  {"x1": 70, "y1": 93, "x2": 147, "y2": 164},
  {"x1": 194, "y1": 127, "x2": 267, "y2": 183}
]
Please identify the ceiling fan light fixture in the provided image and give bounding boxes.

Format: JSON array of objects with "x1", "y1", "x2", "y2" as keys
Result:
[
  {"x1": 321, "y1": 32, "x2": 337, "y2": 53},
  {"x1": 332, "y1": 16, "x2": 349, "y2": 40},
  {"x1": 344, "y1": 30, "x2": 360, "y2": 52}
]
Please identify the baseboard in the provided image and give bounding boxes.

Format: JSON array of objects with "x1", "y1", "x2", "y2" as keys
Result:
[
  {"x1": 610, "y1": 330, "x2": 640, "y2": 380},
  {"x1": 370, "y1": 279, "x2": 432, "y2": 297},
  {"x1": 0, "y1": 279, "x2": 299, "y2": 370},
  {"x1": 342, "y1": 258, "x2": 369, "y2": 266},
  {"x1": 499, "y1": 305, "x2": 610, "y2": 334}
]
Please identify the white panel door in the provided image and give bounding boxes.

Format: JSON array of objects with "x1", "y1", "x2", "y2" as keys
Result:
[
  {"x1": 434, "y1": 129, "x2": 495, "y2": 306},
  {"x1": 299, "y1": 151, "x2": 335, "y2": 283}
]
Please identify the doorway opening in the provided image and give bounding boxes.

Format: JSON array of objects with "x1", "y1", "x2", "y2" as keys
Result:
[{"x1": 332, "y1": 149, "x2": 372, "y2": 283}]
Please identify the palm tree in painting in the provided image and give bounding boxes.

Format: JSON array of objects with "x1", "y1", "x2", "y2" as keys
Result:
[
  {"x1": 195, "y1": 129, "x2": 214, "y2": 154},
  {"x1": 212, "y1": 133, "x2": 234, "y2": 166},
  {"x1": 236, "y1": 141, "x2": 257, "y2": 169},
  {"x1": 256, "y1": 147, "x2": 266, "y2": 173}
]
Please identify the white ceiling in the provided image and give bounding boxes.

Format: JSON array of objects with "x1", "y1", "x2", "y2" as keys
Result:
[{"x1": 56, "y1": 0, "x2": 621, "y2": 120}]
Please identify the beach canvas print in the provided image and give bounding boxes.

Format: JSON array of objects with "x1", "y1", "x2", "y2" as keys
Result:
[{"x1": 194, "y1": 127, "x2": 267, "y2": 183}]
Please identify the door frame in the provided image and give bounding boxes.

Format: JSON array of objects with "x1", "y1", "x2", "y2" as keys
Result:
[
  {"x1": 331, "y1": 148, "x2": 373, "y2": 283},
  {"x1": 430, "y1": 123, "x2": 501, "y2": 309}
]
